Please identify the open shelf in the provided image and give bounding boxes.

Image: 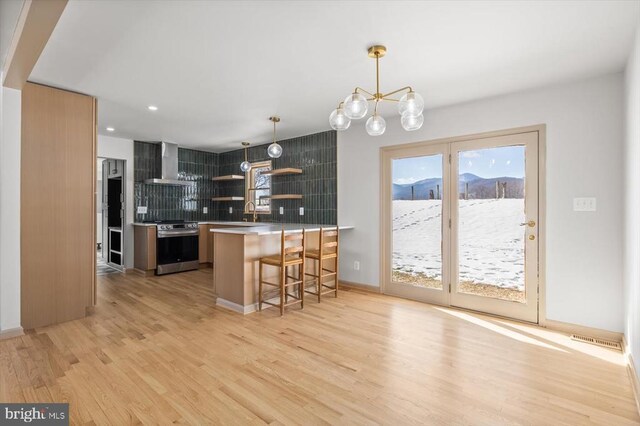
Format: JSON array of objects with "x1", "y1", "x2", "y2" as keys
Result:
[
  {"x1": 260, "y1": 194, "x2": 303, "y2": 200},
  {"x1": 212, "y1": 196, "x2": 245, "y2": 201},
  {"x1": 261, "y1": 168, "x2": 302, "y2": 176},
  {"x1": 212, "y1": 175, "x2": 245, "y2": 181}
]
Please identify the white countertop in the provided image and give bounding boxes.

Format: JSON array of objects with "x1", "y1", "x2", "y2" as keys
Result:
[
  {"x1": 210, "y1": 224, "x2": 353, "y2": 236},
  {"x1": 132, "y1": 221, "x2": 264, "y2": 227}
]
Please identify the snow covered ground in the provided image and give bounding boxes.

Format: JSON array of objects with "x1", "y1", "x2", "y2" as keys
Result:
[{"x1": 392, "y1": 199, "x2": 525, "y2": 290}]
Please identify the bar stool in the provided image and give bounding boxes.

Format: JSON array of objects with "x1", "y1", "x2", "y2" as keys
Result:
[
  {"x1": 305, "y1": 227, "x2": 339, "y2": 302},
  {"x1": 258, "y1": 229, "x2": 306, "y2": 316}
]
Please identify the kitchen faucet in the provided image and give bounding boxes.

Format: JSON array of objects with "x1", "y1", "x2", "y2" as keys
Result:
[{"x1": 243, "y1": 201, "x2": 258, "y2": 223}]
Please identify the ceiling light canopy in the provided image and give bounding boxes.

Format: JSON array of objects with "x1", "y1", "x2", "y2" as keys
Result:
[
  {"x1": 240, "y1": 142, "x2": 252, "y2": 172},
  {"x1": 267, "y1": 116, "x2": 283, "y2": 158},
  {"x1": 329, "y1": 45, "x2": 424, "y2": 136},
  {"x1": 147, "y1": 105, "x2": 158, "y2": 111}
]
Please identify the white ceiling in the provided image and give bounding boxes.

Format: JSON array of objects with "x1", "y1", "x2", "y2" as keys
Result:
[{"x1": 30, "y1": 0, "x2": 640, "y2": 152}]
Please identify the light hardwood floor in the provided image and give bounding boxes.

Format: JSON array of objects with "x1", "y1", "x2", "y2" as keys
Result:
[{"x1": 1, "y1": 269, "x2": 638, "y2": 425}]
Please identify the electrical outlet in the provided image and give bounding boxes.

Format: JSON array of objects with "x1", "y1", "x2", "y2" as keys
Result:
[
  {"x1": 137, "y1": 206, "x2": 148, "y2": 214},
  {"x1": 354, "y1": 261, "x2": 360, "y2": 271},
  {"x1": 229, "y1": 207, "x2": 233, "y2": 214},
  {"x1": 299, "y1": 207, "x2": 304, "y2": 216},
  {"x1": 279, "y1": 207, "x2": 284, "y2": 215},
  {"x1": 203, "y1": 207, "x2": 208, "y2": 214},
  {"x1": 573, "y1": 197, "x2": 596, "y2": 212}
]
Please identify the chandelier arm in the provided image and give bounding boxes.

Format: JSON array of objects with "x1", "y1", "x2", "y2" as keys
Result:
[
  {"x1": 355, "y1": 87, "x2": 376, "y2": 98},
  {"x1": 381, "y1": 86, "x2": 413, "y2": 99},
  {"x1": 380, "y1": 97, "x2": 400, "y2": 102}
]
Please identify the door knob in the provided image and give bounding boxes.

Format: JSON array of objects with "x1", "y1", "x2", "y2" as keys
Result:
[{"x1": 520, "y1": 220, "x2": 536, "y2": 227}]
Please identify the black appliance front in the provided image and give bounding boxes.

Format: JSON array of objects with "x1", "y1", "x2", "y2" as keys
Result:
[{"x1": 156, "y1": 235, "x2": 199, "y2": 275}]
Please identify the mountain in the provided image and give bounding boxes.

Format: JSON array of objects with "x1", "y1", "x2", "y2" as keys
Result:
[{"x1": 393, "y1": 173, "x2": 524, "y2": 200}]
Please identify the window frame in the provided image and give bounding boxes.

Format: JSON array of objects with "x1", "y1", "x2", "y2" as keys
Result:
[{"x1": 244, "y1": 160, "x2": 272, "y2": 214}]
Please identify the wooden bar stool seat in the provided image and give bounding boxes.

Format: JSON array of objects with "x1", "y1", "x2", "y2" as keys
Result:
[
  {"x1": 305, "y1": 227, "x2": 339, "y2": 302},
  {"x1": 258, "y1": 229, "x2": 306, "y2": 316}
]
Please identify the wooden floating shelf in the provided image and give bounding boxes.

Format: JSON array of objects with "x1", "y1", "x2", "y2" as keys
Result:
[
  {"x1": 260, "y1": 194, "x2": 303, "y2": 200},
  {"x1": 212, "y1": 196, "x2": 245, "y2": 201},
  {"x1": 212, "y1": 175, "x2": 245, "y2": 181},
  {"x1": 261, "y1": 168, "x2": 302, "y2": 176}
]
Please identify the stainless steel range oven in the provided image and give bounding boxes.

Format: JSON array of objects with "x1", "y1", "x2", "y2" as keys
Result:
[{"x1": 151, "y1": 220, "x2": 199, "y2": 275}]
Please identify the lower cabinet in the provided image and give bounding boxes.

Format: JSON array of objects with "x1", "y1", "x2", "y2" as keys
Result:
[{"x1": 199, "y1": 224, "x2": 215, "y2": 264}]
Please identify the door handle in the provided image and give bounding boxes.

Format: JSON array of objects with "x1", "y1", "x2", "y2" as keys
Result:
[{"x1": 520, "y1": 220, "x2": 536, "y2": 227}]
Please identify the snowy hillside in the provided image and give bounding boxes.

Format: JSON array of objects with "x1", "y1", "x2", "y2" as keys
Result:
[{"x1": 392, "y1": 199, "x2": 525, "y2": 290}]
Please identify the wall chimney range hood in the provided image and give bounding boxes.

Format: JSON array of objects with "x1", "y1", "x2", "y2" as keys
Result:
[{"x1": 144, "y1": 142, "x2": 194, "y2": 186}]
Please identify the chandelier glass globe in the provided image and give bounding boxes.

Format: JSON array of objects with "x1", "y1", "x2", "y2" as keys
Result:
[
  {"x1": 329, "y1": 107, "x2": 351, "y2": 131},
  {"x1": 398, "y1": 91, "x2": 424, "y2": 117},
  {"x1": 343, "y1": 92, "x2": 368, "y2": 119},
  {"x1": 240, "y1": 160, "x2": 252, "y2": 172},
  {"x1": 365, "y1": 113, "x2": 386, "y2": 136},
  {"x1": 401, "y1": 111, "x2": 424, "y2": 131},
  {"x1": 267, "y1": 142, "x2": 283, "y2": 158}
]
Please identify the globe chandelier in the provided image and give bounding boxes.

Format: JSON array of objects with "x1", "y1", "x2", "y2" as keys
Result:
[{"x1": 329, "y1": 45, "x2": 424, "y2": 136}]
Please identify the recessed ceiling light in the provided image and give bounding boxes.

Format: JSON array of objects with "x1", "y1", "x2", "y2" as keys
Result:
[
  {"x1": 147, "y1": 105, "x2": 158, "y2": 111},
  {"x1": 106, "y1": 127, "x2": 115, "y2": 132}
]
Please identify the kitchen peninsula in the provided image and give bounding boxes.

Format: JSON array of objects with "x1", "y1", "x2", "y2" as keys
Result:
[{"x1": 211, "y1": 223, "x2": 353, "y2": 313}]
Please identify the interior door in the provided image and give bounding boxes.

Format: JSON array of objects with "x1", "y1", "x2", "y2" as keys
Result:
[
  {"x1": 449, "y1": 132, "x2": 538, "y2": 323},
  {"x1": 383, "y1": 143, "x2": 450, "y2": 306},
  {"x1": 102, "y1": 160, "x2": 108, "y2": 260}
]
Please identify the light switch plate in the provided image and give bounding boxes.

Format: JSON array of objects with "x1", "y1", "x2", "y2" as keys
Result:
[
  {"x1": 203, "y1": 207, "x2": 208, "y2": 214},
  {"x1": 229, "y1": 207, "x2": 233, "y2": 214},
  {"x1": 573, "y1": 197, "x2": 597, "y2": 212},
  {"x1": 279, "y1": 207, "x2": 284, "y2": 215},
  {"x1": 299, "y1": 207, "x2": 304, "y2": 216},
  {"x1": 137, "y1": 206, "x2": 148, "y2": 214},
  {"x1": 354, "y1": 261, "x2": 360, "y2": 271}
]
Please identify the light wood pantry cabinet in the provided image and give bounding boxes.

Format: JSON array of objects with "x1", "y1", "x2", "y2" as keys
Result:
[
  {"x1": 21, "y1": 82, "x2": 97, "y2": 329},
  {"x1": 134, "y1": 225, "x2": 157, "y2": 273}
]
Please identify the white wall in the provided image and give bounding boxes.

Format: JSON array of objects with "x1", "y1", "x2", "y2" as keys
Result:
[
  {"x1": 97, "y1": 135, "x2": 135, "y2": 269},
  {"x1": 338, "y1": 72, "x2": 624, "y2": 333},
  {"x1": 0, "y1": 85, "x2": 21, "y2": 333},
  {"x1": 623, "y1": 26, "x2": 640, "y2": 371}
]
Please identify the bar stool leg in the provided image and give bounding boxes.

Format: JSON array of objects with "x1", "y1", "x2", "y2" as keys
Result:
[
  {"x1": 317, "y1": 257, "x2": 323, "y2": 302},
  {"x1": 258, "y1": 261, "x2": 263, "y2": 311},
  {"x1": 279, "y1": 264, "x2": 285, "y2": 316},
  {"x1": 299, "y1": 263, "x2": 304, "y2": 308}
]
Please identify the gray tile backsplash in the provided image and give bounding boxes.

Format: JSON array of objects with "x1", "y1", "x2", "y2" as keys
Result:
[{"x1": 134, "y1": 130, "x2": 337, "y2": 224}]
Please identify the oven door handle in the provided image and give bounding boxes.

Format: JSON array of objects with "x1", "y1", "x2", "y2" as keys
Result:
[{"x1": 157, "y1": 229, "x2": 199, "y2": 238}]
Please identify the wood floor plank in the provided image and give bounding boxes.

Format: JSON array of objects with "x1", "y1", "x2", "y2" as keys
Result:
[{"x1": 0, "y1": 268, "x2": 637, "y2": 425}]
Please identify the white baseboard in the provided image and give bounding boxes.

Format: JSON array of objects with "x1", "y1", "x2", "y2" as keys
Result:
[
  {"x1": 623, "y1": 335, "x2": 640, "y2": 415},
  {"x1": 543, "y1": 319, "x2": 623, "y2": 342},
  {"x1": 339, "y1": 280, "x2": 381, "y2": 293},
  {"x1": 215, "y1": 298, "x2": 257, "y2": 315},
  {"x1": 0, "y1": 326, "x2": 24, "y2": 340}
]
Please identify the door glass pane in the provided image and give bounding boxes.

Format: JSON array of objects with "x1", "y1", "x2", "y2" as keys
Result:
[
  {"x1": 392, "y1": 154, "x2": 443, "y2": 289},
  {"x1": 457, "y1": 146, "x2": 526, "y2": 302}
]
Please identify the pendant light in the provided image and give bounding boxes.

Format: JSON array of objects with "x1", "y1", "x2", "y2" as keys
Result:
[
  {"x1": 329, "y1": 45, "x2": 424, "y2": 135},
  {"x1": 267, "y1": 116, "x2": 283, "y2": 158},
  {"x1": 239, "y1": 142, "x2": 252, "y2": 172}
]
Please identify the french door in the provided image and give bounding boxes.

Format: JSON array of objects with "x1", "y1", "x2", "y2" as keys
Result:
[{"x1": 382, "y1": 130, "x2": 540, "y2": 323}]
